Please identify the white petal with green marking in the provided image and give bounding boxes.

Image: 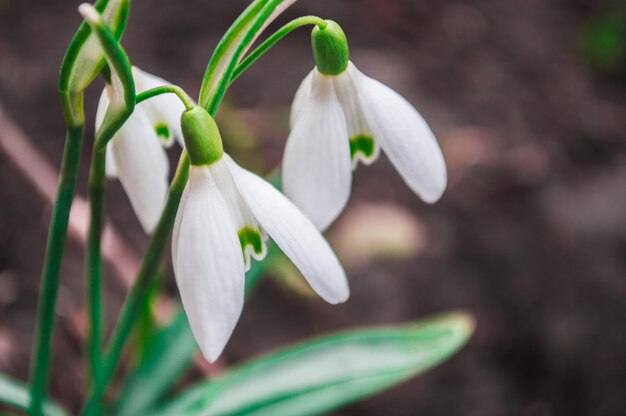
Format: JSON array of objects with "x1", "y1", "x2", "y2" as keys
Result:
[
  {"x1": 171, "y1": 154, "x2": 350, "y2": 362},
  {"x1": 353, "y1": 64, "x2": 447, "y2": 203},
  {"x1": 107, "y1": 107, "x2": 169, "y2": 233},
  {"x1": 209, "y1": 159, "x2": 267, "y2": 272},
  {"x1": 95, "y1": 83, "x2": 170, "y2": 233},
  {"x1": 133, "y1": 66, "x2": 188, "y2": 147},
  {"x1": 226, "y1": 155, "x2": 350, "y2": 304},
  {"x1": 287, "y1": 60, "x2": 447, "y2": 218},
  {"x1": 333, "y1": 64, "x2": 380, "y2": 169}
]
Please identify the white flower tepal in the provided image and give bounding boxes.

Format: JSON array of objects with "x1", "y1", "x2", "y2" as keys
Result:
[
  {"x1": 284, "y1": 21, "x2": 447, "y2": 231},
  {"x1": 95, "y1": 67, "x2": 187, "y2": 233},
  {"x1": 133, "y1": 67, "x2": 187, "y2": 147},
  {"x1": 174, "y1": 107, "x2": 349, "y2": 362},
  {"x1": 286, "y1": 63, "x2": 447, "y2": 231}
]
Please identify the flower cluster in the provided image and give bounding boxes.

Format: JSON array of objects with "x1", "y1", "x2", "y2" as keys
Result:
[{"x1": 83, "y1": 4, "x2": 446, "y2": 363}]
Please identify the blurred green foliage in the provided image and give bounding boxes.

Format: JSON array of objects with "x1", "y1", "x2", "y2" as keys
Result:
[
  {"x1": 0, "y1": 374, "x2": 67, "y2": 416},
  {"x1": 579, "y1": 8, "x2": 626, "y2": 71}
]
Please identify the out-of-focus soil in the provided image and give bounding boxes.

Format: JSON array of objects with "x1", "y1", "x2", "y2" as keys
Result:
[{"x1": 1, "y1": 0, "x2": 625, "y2": 415}]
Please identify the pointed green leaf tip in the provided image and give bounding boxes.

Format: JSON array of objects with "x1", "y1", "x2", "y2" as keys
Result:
[
  {"x1": 312, "y1": 20, "x2": 350, "y2": 76},
  {"x1": 181, "y1": 106, "x2": 224, "y2": 166}
]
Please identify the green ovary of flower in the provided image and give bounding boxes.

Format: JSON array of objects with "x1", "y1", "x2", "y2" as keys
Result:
[
  {"x1": 238, "y1": 226, "x2": 265, "y2": 263},
  {"x1": 349, "y1": 134, "x2": 376, "y2": 162},
  {"x1": 311, "y1": 20, "x2": 349, "y2": 76},
  {"x1": 181, "y1": 106, "x2": 224, "y2": 166}
]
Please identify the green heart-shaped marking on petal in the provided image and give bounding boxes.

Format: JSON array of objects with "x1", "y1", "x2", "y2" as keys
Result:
[{"x1": 349, "y1": 134, "x2": 376, "y2": 162}]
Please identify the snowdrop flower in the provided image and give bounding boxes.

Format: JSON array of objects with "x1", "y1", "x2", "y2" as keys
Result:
[
  {"x1": 173, "y1": 106, "x2": 349, "y2": 362},
  {"x1": 95, "y1": 67, "x2": 186, "y2": 233},
  {"x1": 285, "y1": 21, "x2": 447, "y2": 230}
]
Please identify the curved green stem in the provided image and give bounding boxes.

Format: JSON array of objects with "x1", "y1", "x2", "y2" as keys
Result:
[
  {"x1": 85, "y1": 148, "x2": 106, "y2": 386},
  {"x1": 28, "y1": 2, "x2": 132, "y2": 414},
  {"x1": 85, "y1": 102, "x2": 134, "y2": 392},
  {"x1": 29, "y1": 97, "x2": 85, "y2": 415},
  {"x1": 231, "y1": 16, "x2": 326, "y2": 84},
  {"x1": 81, "y1": 152, "x2": 190, "y2": 416},
  {"x1": 80, "y1": 11, "x2": 137, "y2": 385},
  {"x1": 206, "y1": 0, "x2": 291, "y2": 114},
  {"x1": 136, "y1": 85, "x2": 195, "y2": 110}
]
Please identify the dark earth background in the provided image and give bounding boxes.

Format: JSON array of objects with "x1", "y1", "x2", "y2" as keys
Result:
[{"x1": 1, "y1": 0, "x2": 626, "y2": 415}]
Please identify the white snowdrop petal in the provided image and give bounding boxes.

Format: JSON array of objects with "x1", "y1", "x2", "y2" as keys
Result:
[
  {"x1": 133, "y1": 67, "x2": 187, "y2": 146},
  {"x1": 354, "y1": 65, "x2": 447, "y2": 203},
  {"x1": 225, "y1": 155, "x2": 350, "y2": 304},
  {"x1": 110, "y1": 109, "x2": 169, "y2": 233},
  {"x1": 95, "y1": 87, "x2": 109, "y2": 136},
  {"x1": 289, "y1": 69, "x2": 314, "y2": 129},
  {"x1": 105, "y1": 143, "x2": 118, "y2": 178},
  {"x1": 95, "y1": 87, "x2": 119, "y2": 178},
  {"x1": 173, "y1": 166, "x2": 245, "y2": 362},
  {"x1": 333, "y1": 65, "x2": 381, "y2": 169},
  {"x1": 171, "y1": 183, "x2": 189, "y2": 272},
  {"x1": 209, "y1": 160, "x2": 267, "y2": 272},
  {"x1": 283, "y1": 71, "x2": 352, "y2": 231}
]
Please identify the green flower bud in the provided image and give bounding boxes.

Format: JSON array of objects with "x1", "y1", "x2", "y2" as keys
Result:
[
  {"x1": 181, "y1": 106, "x2": 224, "y2": 166},
  {"x1": 311, "y1": 20, "x2": 350, "y2": 76}
]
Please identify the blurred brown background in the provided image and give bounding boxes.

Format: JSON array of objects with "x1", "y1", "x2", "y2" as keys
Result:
[{"x1": 1, "y1": 0, "x2": 626, "y2": 414}]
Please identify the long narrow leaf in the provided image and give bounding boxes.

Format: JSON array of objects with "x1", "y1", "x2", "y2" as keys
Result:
[
  {"x1": 0, "y1": 374, "x2": 68, "y2": 416},
  {"x1": 155, "y1": 312, "x2": 474, "y2": 416}
]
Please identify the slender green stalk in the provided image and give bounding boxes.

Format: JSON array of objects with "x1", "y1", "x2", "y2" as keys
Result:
[
  {"x1": 231, "y1": 16, "x2": 326, "y2": 84},
  {"x1": 136, "y1": 85, "x2": 195, "y2": 110},
  {"x1": 80, "y1": 7, "x2": 139, "y2": 387},
  {"x1": 85, "y1": 148, "x2": 107, "y2": 384},
  {"x1": 29, "y1": 110, "x2": 85, "y2": 415},
  {"x1": 81, "y1": 153, "x2": 190, "y2": 416},
  {"x1": 84, "y1": 101, "x2": 135, "y2": 392},
  {"x1": 205, "y1": 0, "x2": 293, "y2": 114},
  {"x1": 27, "y1": 1, "x2": 132, "y2": 414}
]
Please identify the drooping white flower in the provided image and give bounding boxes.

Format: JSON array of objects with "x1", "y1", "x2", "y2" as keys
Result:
[
  {"x1": 284, "y1": 21, "x2": 447, "y2": 231},
  {"x1": 95, "y1": 67, "x2": 187, "y2": 233},
  {"x1": 173, "y1": 107, "x2": 349, "y2": 362}
]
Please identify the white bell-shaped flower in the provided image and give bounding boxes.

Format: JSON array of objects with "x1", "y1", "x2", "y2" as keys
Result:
[
  {"x1": 95, "y1": 67, "x2": 187, "y2": 233},
  {"x1": 173, "y1": 108, "x2": 350, "y2": 362},
  {"x1": 284, "y1": 22, "x2": 447, "y2": 231}
]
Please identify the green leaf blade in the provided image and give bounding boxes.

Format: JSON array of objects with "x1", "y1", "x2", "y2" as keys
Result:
[
  {"x1": 0, "y1": 374, "x2": 68, "y2": 416},
  {"x1": 157, "y1": 312, "x2": 475, "y2": 416}
]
